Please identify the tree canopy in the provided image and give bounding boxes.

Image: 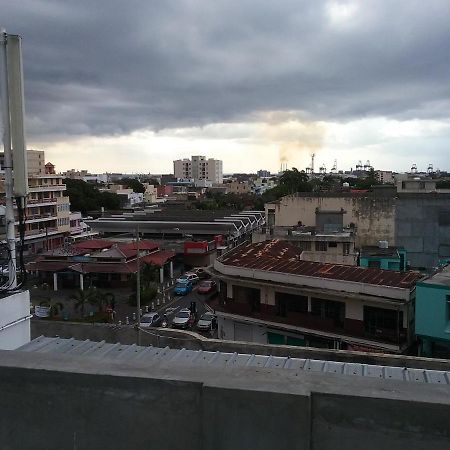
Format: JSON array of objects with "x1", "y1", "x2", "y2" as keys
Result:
[
  {"x1": 119, "y1": 177, "x2": 146, "y2": 193},
  {"x1": 64, "y1": 178, "x2": 121, "y2": 213}
]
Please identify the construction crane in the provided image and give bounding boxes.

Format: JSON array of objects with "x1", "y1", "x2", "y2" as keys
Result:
[
  {"x1": 356, "y1": 160, "x2": 363, "y2": 171},
  {"x1": 364, "y1": 160, "x2": 371, "y2": 171},
  {"x1": 319, "y1": 164, "x2": 326, "y2": 174},
  {"x1": 310, "y1": 153, "x2": 315, "y2": 174},
  {"x1": 411, "y1": 164, "x2": 418, "y2": 174},
  {"x1": 331, "y1": 159, "x2": 337, "y2": 174},
  {"x1": 427, "y1": 164, "x2": 434, "y2": 174}
]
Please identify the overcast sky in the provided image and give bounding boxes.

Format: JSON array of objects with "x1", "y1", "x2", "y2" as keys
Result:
[{"x1": 2, "y1": 0, "x2": 450, "y2": 174}]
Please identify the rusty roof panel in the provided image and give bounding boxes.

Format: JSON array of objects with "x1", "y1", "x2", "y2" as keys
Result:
[{"x1": 220, "y1": 240, "x2": 422, "y2": 289}]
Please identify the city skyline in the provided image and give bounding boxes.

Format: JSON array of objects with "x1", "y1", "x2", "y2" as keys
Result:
[{"x1": 2, "y1": 1, "x2": 450, "y2": 174}]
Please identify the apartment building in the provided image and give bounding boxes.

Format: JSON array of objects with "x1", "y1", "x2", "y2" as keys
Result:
[
  {"x1": 0, "y1": 152, "x2": 71, "y2": 253},
  {"x1": 173, "y1": 155, "x2": 223, "y2": 184},
  {"x1": 211, "y1": 240, "x2": 422, "y2": 353}
]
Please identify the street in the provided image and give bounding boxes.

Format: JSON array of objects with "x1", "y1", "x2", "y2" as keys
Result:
[{"x1": 155, "y1": 282, "x2": 214, "y2": 330}]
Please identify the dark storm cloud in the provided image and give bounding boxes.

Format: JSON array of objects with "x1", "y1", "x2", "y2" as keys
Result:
[{"x1": 2, "y1": 0, "x2": 450, "y2": 139}]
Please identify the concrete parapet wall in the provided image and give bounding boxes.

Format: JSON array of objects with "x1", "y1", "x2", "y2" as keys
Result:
[
  {"x1": 31, "y1": 320, "x2": 450, "y2": 371},
  {"x1": 0, "y1": 349, "x2": 449, "y2": 450}
]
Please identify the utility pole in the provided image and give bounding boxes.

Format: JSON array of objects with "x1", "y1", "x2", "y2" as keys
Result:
[
  {"x1": 136, "y1": 224, "x2": 141, "y2": 345},
  {"x1": 0, "y1": 30, "x2": 17, "y2": 289}
]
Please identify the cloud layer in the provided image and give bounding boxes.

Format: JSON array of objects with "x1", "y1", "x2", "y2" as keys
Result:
[
  {"x1": 3, "y1": 1, "x2": 450, "y2": 135},
  {"x1": 2, "y1": 1, "x2": 450, "y2": 172}
]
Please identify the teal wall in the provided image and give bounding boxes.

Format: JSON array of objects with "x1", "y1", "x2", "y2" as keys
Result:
[
  {"x1": 359, "y1": 250, "x2": 407, "y2": 271},
  {"x1": 415, "y1": 282, "x2": 450, "y2": 344}
]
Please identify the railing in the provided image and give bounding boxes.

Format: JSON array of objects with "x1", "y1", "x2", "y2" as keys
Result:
[{"x1": 27, "y1": 198, "x2": 57, "y2": 205}]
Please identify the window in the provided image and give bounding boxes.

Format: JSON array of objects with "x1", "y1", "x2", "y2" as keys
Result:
[
  {"x1": 276, "y1": 293, "x2": 308, "y2": 317},
  {"x1": 343, "y1": 242, "x2": 351, "y2": 255},
  {"x1": 315, "y1": 241, "x2": 327, "y2": 252},
  {"x1": 364, "y1": 306, "x2": 403, "y2": 340},
  {"x1": 311, "y1": 298, "x2": 345, "y2": 328},
  {"x1": 368, "y1": 260, "x2": 381, "y2": 268},
  {"x1": 328, "y1": 242, "x2": 337, "y2": 248}
]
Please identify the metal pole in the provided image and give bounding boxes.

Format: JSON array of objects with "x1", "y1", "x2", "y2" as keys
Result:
[
  {"x1": 136, "y1": 224, "x2": 141, "y2": 345},
  {"x1": 0, "y1": 30, "x2": 17, "y2": 289}
]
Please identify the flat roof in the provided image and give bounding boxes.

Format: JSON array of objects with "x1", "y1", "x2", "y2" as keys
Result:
[
  {"x1": 220, "y1": 240, "x2": 422, "y2": 289},
  {"x1": 360, "y1": 246, "x2": 405, "y2": 258},
  {"x1": 421, "y1": 265, "x2": 450, "y2": 286}
]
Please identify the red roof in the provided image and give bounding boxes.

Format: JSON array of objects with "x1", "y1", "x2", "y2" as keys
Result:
[
  {"x1": 72, "y1": 239, "x2": 114, "y2": 250},
  {"x1": 119, "y1": 240, "x2": 159, "y2": 252},
  {"x1": 30, "y1": 250, "x2": 175, "y2": 274},
  {"x1": 220, "y1": 240, "x2": 422, "y2": 289},
  {"x1": 142, "y1": 250, "x2": 176, "y2": 266}
]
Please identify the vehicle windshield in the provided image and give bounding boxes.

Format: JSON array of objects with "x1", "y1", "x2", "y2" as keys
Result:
[
  {"x1": 176, "y1": 311, "x2": 190, "y2": 319},
  {"x1": 141, "y1": 316, "x2": 154, "y2": 323},
  {"x1": 200, "y1": 313, "x2": 213, "y2": 321},
  {"x1": 177, "y1": 280, "x2": 189, "y2": 285}
]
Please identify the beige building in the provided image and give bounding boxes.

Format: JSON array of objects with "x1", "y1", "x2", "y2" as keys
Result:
[
  {"x1": 26, "y1": 150, "x2": 45, "y2": 176},
  {"x1": 226, "y1": 181, "x2": 251, "y2": 195},
  {"x1": 143, "y1": 183, "x2": 157, "y2": 203},
  {"x1": 0, "y1": 153, "x2": 71, "y2": 253},
  {"x1": 265, "y1": 193, "x2": 396, "y2": 248},
  {"x1": 375, "y1": 170, "x2": 394, "y2": 184},
  {"x1": 173, "y1": 155, "x2": 223, "y2": 184}
]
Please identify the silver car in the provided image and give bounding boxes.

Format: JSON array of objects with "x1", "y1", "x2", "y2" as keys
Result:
[
  {"x1": 140, "y1": 312, "x2": 161, "y2": 328},
  {"x1": 172, "y1": 308, "x2": 193, "y2": 329},
  {"x1": 196, "y1": 312, "x2": 217, "y2": 331}
]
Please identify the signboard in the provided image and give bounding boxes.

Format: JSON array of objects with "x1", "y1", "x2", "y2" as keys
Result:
[{"x1": 34, "y1": 305, "x2": 50, "y2": 318}]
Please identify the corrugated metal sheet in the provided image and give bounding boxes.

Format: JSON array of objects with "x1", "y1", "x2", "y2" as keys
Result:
[
  {"x1": 220, "y1": 240, "x2": 423, "y2": 288},
  {"x1": 18, "y1": 337, "x2": 450, "y2": 385}
]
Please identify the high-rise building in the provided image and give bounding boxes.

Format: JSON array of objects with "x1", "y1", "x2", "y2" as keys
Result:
[{"x1": 173, "y1": 155, "x2": 223, "y2": 184}]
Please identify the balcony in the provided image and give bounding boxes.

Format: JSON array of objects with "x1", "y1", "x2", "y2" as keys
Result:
[
  {"x1": 17, "y1": 213, "x2": 57, "y2": 225},
  {"x1": 27, "y1": 198, "x2": 57, "y2": 206},
  {"x1": 28, "y1": 184, "x2": 66, "y2": 193}
]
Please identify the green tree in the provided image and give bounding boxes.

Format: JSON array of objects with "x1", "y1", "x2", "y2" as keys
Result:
[
  {"x1": 64, "y1": 178, "x2": 121, "y2": 213},
  {"x1": 279, "y1": 168, "x2": 311, "y2": 194},
  {"x1": 141, "y1": 263, "x2": 159, "y2": 289},
  {"x1": 354, "y1": 168, "x2": 381, "y2": 190},
  {"x1": 119, "y1": 177, "x2": 146, "y2": 193}
]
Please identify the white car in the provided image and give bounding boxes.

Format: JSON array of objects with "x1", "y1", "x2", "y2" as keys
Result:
[{"x1": 176, "y1": 273, "x2": 200, "y2": 285}]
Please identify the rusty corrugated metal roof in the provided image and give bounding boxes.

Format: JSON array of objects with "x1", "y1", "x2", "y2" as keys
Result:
[{"x1": 220, "y1": 240, "x2": 422, "y2": 289}]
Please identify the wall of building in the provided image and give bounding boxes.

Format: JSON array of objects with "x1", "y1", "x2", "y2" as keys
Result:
[
  {"x1": 395, "y1": 194, "x2": 450, "y2": 269},
  {"x1": 0, "y1": 290, "x2": 31, "y2": 350},
  {"x1": 266, "y1": 194, "x2": 396, "y2": 248},
  {"x1": 416, "y1": 282, "x2": 450, "y2": 352},
  {"x1": 266, "y1": 193, "x2": 450, "y2": 269}
]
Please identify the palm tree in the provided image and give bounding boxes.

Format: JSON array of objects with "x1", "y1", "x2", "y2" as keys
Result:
[
  {"x1": 141, "y1": 263, "x2": 159, "y2": 289},
  {"x1": 70, "y1": 289, "x2": 97, "y2": 317}
]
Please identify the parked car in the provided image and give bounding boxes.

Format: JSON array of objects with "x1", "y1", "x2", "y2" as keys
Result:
[
  {"x1": 196, "y1": 312, "x2": 217, "y2": 331},
  {"x1": 172, "y1": 308, "x2": 194, "y2": 329},
  {"x1": 197, "y1": 280, "x2": 217, "y2": 295},
  {"x1": 188, "y1": 267, "x2": 211, "y2": 279},
  {"x1": 174, "y1": 280, "x2": 194, "y2": 295},
  {"x1": 140, "y1": 312, "x2": 162, "y2": 328},
  {"x1": 176, "y1": 273, "x2": 200, "y2": 285}
]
